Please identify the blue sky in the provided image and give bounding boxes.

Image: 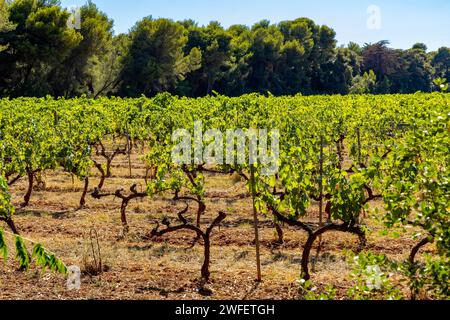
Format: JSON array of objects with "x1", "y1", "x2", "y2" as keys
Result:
[{"x1": 60, "y1": 0, "x2": 450, "y2": 51}]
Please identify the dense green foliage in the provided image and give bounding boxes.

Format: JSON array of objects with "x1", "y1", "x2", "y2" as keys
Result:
[
  {"x1": 0, "y1": 0, "x2": 449, "y2": 98},
  {"x1": 0, "y1": 93, "x2": 448, "y2": 298}
]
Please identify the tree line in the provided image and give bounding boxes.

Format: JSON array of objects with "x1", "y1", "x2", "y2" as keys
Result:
[{"x1": 1, "y1": 0, "x2": 449, "y2": 98}]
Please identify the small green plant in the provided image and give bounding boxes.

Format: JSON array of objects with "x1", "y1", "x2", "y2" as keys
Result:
[
  {"x1": 433, "y1": 78, "x2": 448, "y2": 92},
  {"x1": 401, "y1": 254, "x2": 449, "y2": 300},
  {"x1": 346, "y1": 252, "x2": 403, "y2": 300},
  {"x1": 298, "y1": 279, "x2": 337, "y2": 300}
]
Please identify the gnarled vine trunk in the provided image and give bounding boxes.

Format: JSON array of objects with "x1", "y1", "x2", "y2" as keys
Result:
[
  {"x1": 79, "y1": 177, "x2": 89, "y2": 209},
  {"x1": 301, "y1": 223, "x2": 366, "y2": 280},
  {"x1": 21, "y1": 168, "x2": 34, "y2": 207}
]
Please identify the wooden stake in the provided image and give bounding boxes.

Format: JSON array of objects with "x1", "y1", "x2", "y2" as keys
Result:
[
  {"x1": 357, "y1": 127, "x2": 362, "y2": 166},
  {"x1": 126, "y1": 133, "x2": 132, "y2": 178},
  {"x1": 319, "y1": 136, "x2": 324, "y2": 228},
  {"x1": 250, "y1": 165, "x2": 262, "y2": 282}
]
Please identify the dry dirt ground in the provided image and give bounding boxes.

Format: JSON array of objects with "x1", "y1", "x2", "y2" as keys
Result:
[{"x1": 0, "y1": 151, "x2": 434, "y2": 300}]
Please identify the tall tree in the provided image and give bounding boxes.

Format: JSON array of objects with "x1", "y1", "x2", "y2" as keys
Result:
[
  {"x1": 432, "y1": 47, "x2": 450, "y2": 81},
  {"x1": 246, "y1": 20, "x2": 283, "y2": 94},
  {"x1": 180, "y1": 21, "x2": 233, "y2": 96},
  {"x1": 119, "y1": 17, "x2": 201, "y2": 97},
  {"x1": 277, "y1": 18, "x2": 314, "y2": 94},
  {"x1": 0, "y1": 0, "x2": 15, "y2": 51},
  {"x1": 384, "y1": 45, "x2": 432, "y2": 94},
  {"x1": 323, "y1": 47, "x2": 360, "y2": 94},
  {"x1": 309, "y1": 25, "x2": 338, "y2": 93},
  {"x1": 49, "y1": 1, "x2": 115, "y2": 97},
  {"x1": 349, "y1": 70, "x2": 377, "y2": 94},
  {"x1": 219, "y1": 24, "x2": 252, "y2": 96},
  {"x1": 362, "y1": 41, "x2": 400, "y2": 82},
  {"x1": 0, "y1": 0, "x2": 82, "y2": 96},
  {"x1": 89, "y1": 33, "x2": 130, "y2": 97},
  {"x1": 347, "y1": 41, "x2": 362, "y2": 55}
]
